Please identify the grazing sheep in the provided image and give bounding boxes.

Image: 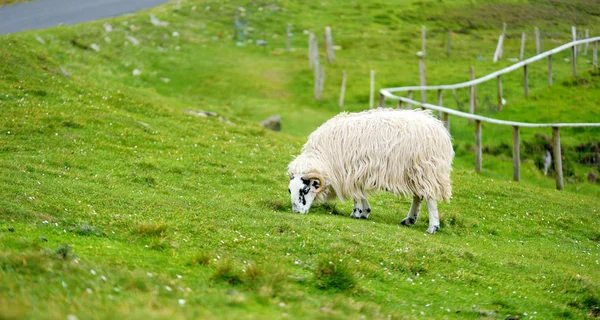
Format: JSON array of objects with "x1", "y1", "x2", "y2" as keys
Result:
[{"x1": 287, "y1": 108, "x2": 454, "y2": 234}]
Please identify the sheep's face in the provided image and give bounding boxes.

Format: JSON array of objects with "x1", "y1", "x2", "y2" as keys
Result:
[{"x1": 288, "y1": 173, "x2": 324, "y2": 214}]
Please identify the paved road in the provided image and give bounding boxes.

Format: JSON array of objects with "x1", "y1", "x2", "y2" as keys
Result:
[{"x1": 0, "y1": 0, "x2": 168, "y2": 35}]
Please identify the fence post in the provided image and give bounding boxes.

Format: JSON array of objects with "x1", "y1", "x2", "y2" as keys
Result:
[
  {"x1": 308, "y1": 31, "x2": 316, "y2": 68},
  {"x1": 397, "y1": 99, "x2": 403, "y2": 110},
  {"x1": 535, "y1": 26, "x2": 541, "y2": 54},
  {"x1": 451, "y1": 88, "x2": 461, "y2": 110},
  {"x1": 378, "y1": 93, "x2": 385, "y2": 108},
  {"x1": 594, "y1": 41, "x2": 598, "y2": 69},
  {"x1": 407, "y1": 91, "x2": 413, "y2": 109},
  {"x1": 325, "y1": 26, "x2": 335, "y2": 63},
  {"x1": 475, "y1": 120, "x2": 482, "y2": 173},
  {"x1": 339, "y1": 71, "x2": 347, "y2": 107},
  {"x1": 584, "y1": 29, "x2": 589, "y2": 55},
  {"x1": 420, "y1": 25, "x2": 427, "y2": 103},
  {"x1": 497, "y1": 75, "x2": 503, "y2": 111},
  {"x1": 469, "y1": 66, "x2": 477, "y2": 123},
  {"x1": 520, "y1": 31, "x2": 526, "y2": 61},
  {"x1": 523, "y1": 64, "x2": 529, "y2": 98},
  {"x1": 437, "y1": 89, "x2": 443, "y2": 119},
  {"x1": 443, "y1": 113, "x2": 450, "y2": 132},
  {"x1": 552, "y1": 127, "x2": 564, "y2": 190},
  {"x1": 571, "y1": 26, "x2": 577, "y2": 77},
  {"x1": 512, "y1": 126, "x2": 520, "y2": 182},
  {"x1": 497, "y1": 22, "x2": 507, "y2": 60},
  {"x1": 493, "y1": 34, "x2": 504, "y2": 63},
  {"x1": 548, "y1": 55, "x2": 553, "y2": 87},
  {"x1": 369, "y1": 70, "x2": 375, "y2": 109}
]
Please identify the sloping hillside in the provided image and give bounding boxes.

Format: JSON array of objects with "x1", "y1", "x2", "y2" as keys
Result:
[{"x1": 1, "y1": 0, "x2": 599, "y2": 319}]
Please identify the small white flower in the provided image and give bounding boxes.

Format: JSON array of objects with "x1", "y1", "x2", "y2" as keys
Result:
[
  {"x1": 90, "y1": 43, "x2": 100, "y2": 52},
  {"x1": 176, "y1": 274, "x2": 182, "y2": 279},
  {"x1": 165, "y1": 285, "x2": 172, "y2": 292},
  {"x1": 178, "y1": 299, "x2": 186, "y2": 306},
  {"x1": 172, "y1": 32, "x2": 179, "y2": 37},
  {"x1": 85, "y1": 288, "x2": 93, "y2": 294},
  {"x1": 132, "y1": 69, "x2": 142, "y2": 76},
  {"x1": 90, "y1": 269, "x2": 96, "y2": 275}
]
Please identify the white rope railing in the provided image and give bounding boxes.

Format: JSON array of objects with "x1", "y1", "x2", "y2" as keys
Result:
[{"x1": 379, "y1": 37, "x2": 600, "y2": 190}]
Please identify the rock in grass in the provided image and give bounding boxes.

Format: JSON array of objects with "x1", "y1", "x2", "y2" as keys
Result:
[{"x1": 260, "y1": 115, "x2": 281, "y2": 131}]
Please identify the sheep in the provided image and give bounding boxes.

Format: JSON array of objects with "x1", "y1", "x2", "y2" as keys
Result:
[{"x1": 287, "y1": 108, "x2": 454, "y2": 234}]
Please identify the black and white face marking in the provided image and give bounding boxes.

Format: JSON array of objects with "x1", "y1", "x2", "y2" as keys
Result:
[{"x1": 288, "y1": 174, "x2": 321, "y2": 214}]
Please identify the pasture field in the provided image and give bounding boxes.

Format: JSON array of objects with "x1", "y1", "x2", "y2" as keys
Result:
[{"x1": 1, "y1": 0, "x2": 599, "y2": 319}]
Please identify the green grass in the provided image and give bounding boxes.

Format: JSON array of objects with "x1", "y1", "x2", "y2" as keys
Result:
[{"x1": 1, "y1": 0, "x2": 600, "y2": 319}]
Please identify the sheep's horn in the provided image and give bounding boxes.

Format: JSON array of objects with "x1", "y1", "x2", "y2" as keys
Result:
[{"x1": 303, "y1": 172, "x2": 325, "y2": 194}]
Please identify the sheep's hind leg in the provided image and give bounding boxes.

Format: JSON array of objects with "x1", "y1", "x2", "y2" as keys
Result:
[
  {"x1": 351, "y1": 199, "x2": 368, "y2": 219},
  {"x1": 360, "y1": 199, "x2": 371, "y2": 219},
  {"x1": 425, "y1": 198, "x2": 440, "y2": 234},
  {"x1": 401, "y1": 195, "x2": 421, "y2": 226}
]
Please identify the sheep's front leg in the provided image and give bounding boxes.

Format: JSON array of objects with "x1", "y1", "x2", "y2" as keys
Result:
[
  {"x1": 425, "y1": 198, "x2": 440, "y2": 234},
  {"x1": 351, "y1": 199, "x2": 370, "y2": 219},
  {"x1": 401, "y1": 195, "x2": 421, "y2": 226}
]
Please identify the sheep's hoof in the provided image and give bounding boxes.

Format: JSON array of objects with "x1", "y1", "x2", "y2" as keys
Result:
[
  {"x1": 401, "y1": 217, "x2": 416, "y2": 226},
  {"x1": 426, "y1": 225, "x2": 439, "y2": 234}
]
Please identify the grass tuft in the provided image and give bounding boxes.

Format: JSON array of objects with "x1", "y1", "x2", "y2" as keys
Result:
[
  {"x1": 314, "y1": 257, "x2": 356, "y2": 292},
  {"x1": 211, "y1": 260, "x2": 244, "y2": 286}
]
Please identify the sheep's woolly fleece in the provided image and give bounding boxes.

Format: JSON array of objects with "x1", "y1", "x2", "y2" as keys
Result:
[{"x1": 288, "y1": 108, "x2": 454, "y2": 202}]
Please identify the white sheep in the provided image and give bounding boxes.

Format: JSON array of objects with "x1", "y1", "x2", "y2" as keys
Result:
[{"x1": 287, "y1": 108, "x2": 454, "y2": 234}]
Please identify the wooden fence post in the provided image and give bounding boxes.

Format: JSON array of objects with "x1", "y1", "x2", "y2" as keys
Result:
[
  {"x1": 286, "y1": 23, "x2": 291, "y2": 52},
  {"x1": 584, "y1": 29, "x2": 589, "y2": 55},
  {"x1": 325, "y1": 26, "x2": 334, "y2": 63},
  {"x1": 314, "y1": 63, "x2": 324, "y2": 100},
  {"x1": 535, "y1": 26, "x2": 541, "y2": 54},
  {"x1": 309, "y1": 31, "x2": 318, "y2": 69},
  {"x1": 512, "y1": 126, "x2": 520, "y2": 181},
  {"x1": 397, "y1": 99, "x2": 403, "y2": 110},
  {"x1": 523, "y1": 64, "x2": 529, "y2": 98},
  {"x1": 548, "y1": 55, "x2": 553, "y2": 87},
  {"x1": 437, "y1": 89, "x2": 443, "y2": 119},
  {"x1": 378, "y1": 93, "x2": 386, "y2": 108},
  {"x1": 497, "y1": 75, "x2": 503, "y2": 111},
  {"x1": 338, "y1": 71, "x2": 347, "y2": 107},
  {"x1": 451, "y1": 88, "x2": 461, "y2": 110},
  {"x1": 571, "y1": 26, "x2": 577, "y2": 77},
  {"x1": 443, "y1": 113, "x2": 450, "y2": 132},
  {"x1": 469, "y1": 66, "x2": 477, "y2": 122},
  {"x1": 594, "y1": 41, "x2": 598, "y2": 69},
  {"x1": 498, "y1": 22, "x2": 507, "y2": 60},
  {"x1": 552, "y1": 127, "x2": 564, "y2": 190},
  {"x1": 407, "y1": 91, "x2": 413, "y2": 109},
  {"x1": 520, "y1": 31, "x2": 526, "y2": 61},
  {"x1": 420, "y1": 25, "x2": 427, "y2": 103},
  {"x1": 493, "y1": 34, "x2": 504, "y2": 63},
  {"x1": 369, "y1": 70, "x2": 375, "y2": 109},
  {"x1": 475, "y1": 120, "x2": 482, "y2": 173}
]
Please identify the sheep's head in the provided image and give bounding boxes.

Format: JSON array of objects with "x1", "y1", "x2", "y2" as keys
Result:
[{"x1": 288, "y1": 172, "x2": 325, "y2": 214}]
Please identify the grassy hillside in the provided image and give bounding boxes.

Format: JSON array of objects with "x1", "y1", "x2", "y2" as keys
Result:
[{"x1": 1, "y1": 0, "x2": 600, "y2": 319}]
